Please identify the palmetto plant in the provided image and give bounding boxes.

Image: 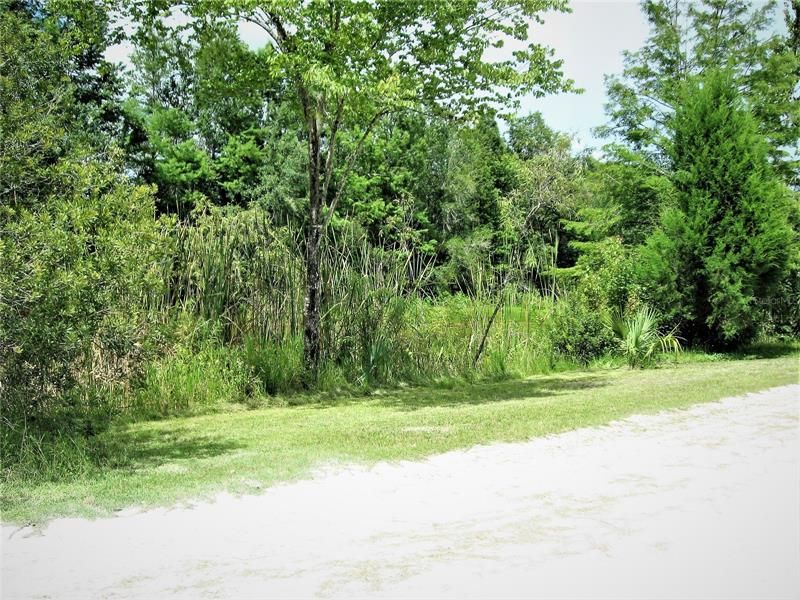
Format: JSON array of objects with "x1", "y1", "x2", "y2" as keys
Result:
[{"x1": 606, "y1": 306, "x2": 682, "y2": 368}]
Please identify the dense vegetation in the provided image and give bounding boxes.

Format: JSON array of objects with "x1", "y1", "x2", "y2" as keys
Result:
[{"x1": 1, "y1": 0, "x2": 798, "y2": 483}]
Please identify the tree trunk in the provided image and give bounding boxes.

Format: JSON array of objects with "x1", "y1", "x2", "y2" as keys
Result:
[
  {"x1": 303, "y1": 102, "x2": 323, "y2": 375},
  {"x1": 303, "y1": 219, "x2": 322, "y2": 374},
  {"x1": 299, "y1": 98, "x2": 382, "y2": 376}
]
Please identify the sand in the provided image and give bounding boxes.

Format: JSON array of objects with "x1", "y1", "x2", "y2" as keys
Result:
[{"x1": 2, "y1": 384, "x2": 798, "y2": 599}]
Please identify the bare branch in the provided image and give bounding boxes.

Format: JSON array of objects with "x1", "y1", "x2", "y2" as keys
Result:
[{"x1": 240, "y1": 11, "x2": 283, "y2": 50}]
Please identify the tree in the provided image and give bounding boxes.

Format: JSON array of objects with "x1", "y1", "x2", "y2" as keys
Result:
[
  {"x1": 506, "y1": 111, "x2": 558, "y2": 159},
  {"x1": 601, "y1": 0, "x2": 799, "y2": 185},
  {"x1": 192, "y1": 0, "x2": 573, "y2": 373},
  {"x1": 499, "y1": 130, "x2": 580, "y2": 294},
  {"x1": 1, "y1": 1, "x2": 71, "y2": 208},
  {"x1": 125, "y1": 7, "x2": 286, "y2": 214},
  {"x1": 636, "y1": 71, "x2": 794, "y2": 348},
  {"x1": 581, "y1": 151, "x2": 675, "y2": 247},
  {"x1": 1, "y1": 0, "x2": 129, "y2": 206}
]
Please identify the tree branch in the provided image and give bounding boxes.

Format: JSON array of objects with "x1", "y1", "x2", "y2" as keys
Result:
[
  {"x1": 267, "y1": 11, "x2": 290, "y2": 44},
  {"x1": 321, "y1": 98, "x2": 345, "y2": 204},
  {"x1": 322, "y1": 108, "x2": 388, "y2": 229},
  {"x1": 240, "y1": 11, "x2": 283, "y2": 50}
]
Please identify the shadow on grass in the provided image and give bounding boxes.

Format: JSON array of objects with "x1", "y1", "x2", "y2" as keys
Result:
[
  {"x1": 93, "y1": 427, "x2": 243, "y2": 471},
  {"x1": 673, "y1": 340, "x2": 800, "y2": 365},
  {"x1": 305, "y1": 372, "x2": 610, "y2": 412},
  {"x1": 86, "y1": 373, "x2": 611, "y2": 473},
  {"x1": 731, "y1": 341, "x2": 800, "y2": 360}
]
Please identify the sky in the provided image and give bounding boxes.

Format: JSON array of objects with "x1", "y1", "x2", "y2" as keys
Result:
[
  {"x1": 518, "y1": 0, "x2": 788, "y2": 150},
  {"x1": 520, "y1": 1, "x2": 650, "y2": 149}
]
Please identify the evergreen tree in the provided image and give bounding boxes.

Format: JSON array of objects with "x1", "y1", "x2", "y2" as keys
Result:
[
  {"x1": 636, "y1": 71, "x2": 794, "y2": 348},
  {"x1": 601, "y1": 0, "x2": 799, "y2": 185}
]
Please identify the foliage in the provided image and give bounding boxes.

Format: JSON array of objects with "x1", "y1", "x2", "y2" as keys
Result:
[
  {"x1": 548, "y1": 296, "x2": 616, "y2": 365},
  {"x1": 189, "y1": 0, "x2": 575, "y2": 370},
  {"x1": 506, "y1": 112, "x2": 560, "y2": 160},
  {"x1": 1, "y1": 4, "x2": 169, "y2": 461},
  {"x1": 555, "y1": 169, "x2": 637, "y2": 312},
  {"x1": 606, "y1": 306, "x2": 682, "y2": 368},
  {"x1": 0, "y1": 161, "x2": 167, "y2": 422},
  {"x1": 601, "y1": 0, "x2": 799, "y2": 184},
  {"x1": 498, "y1": 126, "x2": 581, "y2": 295},
  {"x1": 3, "y1": 0, "x2": 799, "y2": 489},
  {"x1": 1, "y1": 3, "x2": 74, "y2": 208},
  {"x1": 133, "y1": 344, "x2": 254, "y2": 417},
  {"x1": 581, "y1": 151, "x2": 675, "y2": 247},
  {"x1": 636, "y1": 71, "x2": 794, "y2": 348},
  {"x1": 125, "y1": 10, "x2": 285, "y2": 214}
]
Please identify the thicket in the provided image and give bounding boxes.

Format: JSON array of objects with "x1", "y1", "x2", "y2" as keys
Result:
[{"x1": 1, "y1": 0, "x2": 798, "y2": 480}]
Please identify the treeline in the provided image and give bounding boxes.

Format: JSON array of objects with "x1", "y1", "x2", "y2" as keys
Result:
[{"x1": 1, "y1": 0, "x2": 798, "y2": 478}]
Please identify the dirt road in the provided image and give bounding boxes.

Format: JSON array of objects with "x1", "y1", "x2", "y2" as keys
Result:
[{"x1": 3, "y1": 385, "x2": 798, "y2": 599}]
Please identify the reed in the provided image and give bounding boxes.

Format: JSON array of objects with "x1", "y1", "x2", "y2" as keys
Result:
[{"x1": 133, "y1": 204, "x2": 562, "y2": 409}]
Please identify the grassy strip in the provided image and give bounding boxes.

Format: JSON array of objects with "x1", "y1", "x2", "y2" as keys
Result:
[{"x1": 3, "y1": 355, "x2": 798, "y2": 525}]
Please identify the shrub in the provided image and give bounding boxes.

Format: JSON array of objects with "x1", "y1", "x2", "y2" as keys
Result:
[
  {"x1": 548, "y1": 296, "x2": 616, "y2": 365},
  {"x1": 606, "y1": 306, "x2": 682, "y2": 368},
  {"x1": 0, "y1": 160, "x2": 168, "y2": 449}
]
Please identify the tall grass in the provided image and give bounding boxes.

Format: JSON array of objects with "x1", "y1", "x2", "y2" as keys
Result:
[
  {"x1": 5, "y1": 202, "x2": 569, "y2": 457},
  {"x1": 169, "y1": 207, "x2": 304, "y2": 343},
  {"x1": 147, "y1": 205, "x2": 563, "y2": 400}
]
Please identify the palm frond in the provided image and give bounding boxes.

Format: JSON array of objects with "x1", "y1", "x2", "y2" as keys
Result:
[{"x1": 606, "y1": 305, "x2": 683, "y2": 368}]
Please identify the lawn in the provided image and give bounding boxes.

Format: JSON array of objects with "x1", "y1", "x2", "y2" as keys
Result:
[{"x1": 2, "y1": 354, "x2": 798, "y2": 525}]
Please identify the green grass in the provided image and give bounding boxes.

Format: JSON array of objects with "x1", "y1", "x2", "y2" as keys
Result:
[{"x1": 2, "y1": 355, "x2": 798, "y2": 525}]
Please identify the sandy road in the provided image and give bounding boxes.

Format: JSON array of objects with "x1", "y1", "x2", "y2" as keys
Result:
[{"x1": 2, "y1": 384, "x2": 799, "y2": 599}]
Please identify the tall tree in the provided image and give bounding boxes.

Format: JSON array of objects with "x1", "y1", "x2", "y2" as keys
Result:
[
  {"x1": 636, "y1": 71, "x2": 794, "y2": 348},
  {"x1": 601, "y1": 0, "x2": 799, "y2": 184},
  {"x1": 193, "y1": 0, "x2": 573, "y2": 373}
]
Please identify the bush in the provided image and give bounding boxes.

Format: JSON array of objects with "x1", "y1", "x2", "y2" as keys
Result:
[
  {"x1": 548, "y1": 296, "x2": 616, "y2": 365},
  {"x1": 606, "y1": 305, "x2": 682, "y2": 368},
  {"x1": 0, "y1": 160, "x2": 169, "y2": 454},
  {"x1": 570, "y1": 237, "x2": 634, "y2": 310}
]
